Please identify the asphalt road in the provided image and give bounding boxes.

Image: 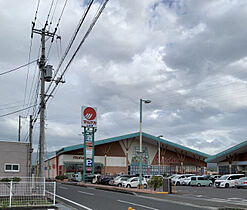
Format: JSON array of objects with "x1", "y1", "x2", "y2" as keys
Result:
[
  {"x1": 176, "y1": 185, "x2": 247, "y2": 200},
  {"x1": 56, "y1": 183, "x2": 214, "y2": 210}
]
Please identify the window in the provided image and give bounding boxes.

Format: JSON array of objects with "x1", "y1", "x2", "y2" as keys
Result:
[
  {"x1": 198, "y1": 177, "x2": 204, "y2": 180},
  {"x1": 4, "y1": 164, "x2": 19, "y2": 172}
]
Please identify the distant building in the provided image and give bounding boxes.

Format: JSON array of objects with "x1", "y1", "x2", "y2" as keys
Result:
[
  {"x1": 45, "y1": 132, "x2": 209, "y2": 179},
  {"x1": 44, "y1": 156, "x2": 56, "y2": 180},
  {"x1": 0, "y1": 141, "x2": 30, "y2": 177},
  {"x1": 206, "y1": 140, "x2": 247, "y2": 175}
]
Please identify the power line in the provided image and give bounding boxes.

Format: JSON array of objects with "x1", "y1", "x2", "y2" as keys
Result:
[
  {"x1": 0, "y1": 60, "x2": 38, "y2": 76},
  {"x1": 46, "y1": 0, "x2": 110, "y2": 104},
  {"x1": 45, "y1": 0, "x2": 95, "y2": 95},
  {"x1": 0, "y1": 104, "x2": 37, "y2": 118}
]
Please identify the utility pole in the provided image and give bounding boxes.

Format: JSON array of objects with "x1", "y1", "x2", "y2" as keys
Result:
[
  {"x1": 39, "y1": 28, "x2": 46, "y2": 178},
  {"x1": 32, "y1": 24, "x2": 55, "y2": 178},
  {"x1": 18, "y1": 115, "x2": 21, "y2": 142},
  {"x1": 29, "y1": 115, "x2": 33, "y2": 177}
]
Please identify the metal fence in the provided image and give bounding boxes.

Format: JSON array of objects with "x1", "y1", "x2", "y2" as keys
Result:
[{"x1": 0, "y1": 181, "x2": 56, "y2": 208}]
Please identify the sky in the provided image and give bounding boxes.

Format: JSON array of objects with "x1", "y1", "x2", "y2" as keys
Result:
[{"x1": 1, "y1": 0, "x2": 247, "y2": 157}]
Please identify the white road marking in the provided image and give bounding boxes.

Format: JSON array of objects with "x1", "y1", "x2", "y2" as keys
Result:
[
  {"x1": 117, "y1": 200, "x2": 159, "y2": 210},
  {"x1": 136, "y1": 195, "x2": 217, "y2": 210},
  {"x1": 227, "y1": 197, "x2": 242, "y2": 200},
  {"x1": 78, "y1": 191, "x2": 94, "y2": 196},
  {"x1": 59, "y1": 186, "x2": 68, "y2": 190},
  {"x1": 196, "y1": 195, "x2": 203, "y2": 198},
  {"x1": 55, "y1": 194, "x2": 93, "y2": 210}
]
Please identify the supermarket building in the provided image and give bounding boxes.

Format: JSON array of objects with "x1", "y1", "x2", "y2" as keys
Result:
[
  {"x1": 206, "y1": 140, "x2": 247, "y2": 175},
  {"x1": 45, "y1": 132, "x2": 209, "y2": 179}
]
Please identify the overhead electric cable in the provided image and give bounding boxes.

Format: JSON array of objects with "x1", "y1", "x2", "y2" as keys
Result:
[
  {"x1": 46, "y1": 0, "x2": 110, "y2": 104},
  {"x1": 0, "y1": 104, "x2": 37, "y2": 118},
  {"x1": 0, "y1": 60, "x2": 38, "y2": 76},
  {"x1": 45, "y1": 0, "x2": 95, "y2": 95}
]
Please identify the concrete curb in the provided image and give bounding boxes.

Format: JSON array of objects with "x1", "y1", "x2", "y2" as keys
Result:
[{"x1": 59, "y1": 181, "x2": 170, "y2": 195}]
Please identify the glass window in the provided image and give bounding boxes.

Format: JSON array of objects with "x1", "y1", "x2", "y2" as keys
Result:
[
  {"x1": 12, "y1": 165, "x2": 19, "y2": 171},
  {"x1": 198, "y1": 177, "x2": 204, "y2": 180},
  {"x1": 5, "y1": 164, "x2": 11, "y2": 171},
  {"x1": 5, "y1": 164, "x2": 19, "y2": 172},
  {"x1": 191, "y1": 177, "x2": 196, "y2": 180}
]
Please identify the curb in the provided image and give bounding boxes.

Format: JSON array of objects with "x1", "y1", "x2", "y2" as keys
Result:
[
  {"x1": 59, "y1": 182, "x2": 171, "y2": 195},
  {"x1": 95, "y1": 187, "x2": 136, "y2": 195}
]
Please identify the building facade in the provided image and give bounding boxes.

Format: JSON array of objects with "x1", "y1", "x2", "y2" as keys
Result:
[
  {"x1": 46, "y1": 132, "x2": 209, "y2": 179},
  {"x1": 0, "y1": 141, "x2": 29, "y2": 177},
  {"x1": 206, "y1": 140, "x2": 247, "y2": 175}
]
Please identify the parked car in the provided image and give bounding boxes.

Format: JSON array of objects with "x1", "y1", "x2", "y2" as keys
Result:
[
  {"x1": 112, "y1": 176, "x2": 130, "y2": 187},
  {"x1": 122, "y1": 177, "x2": 148, "y2": 189},
  {"x1": 172, "y1": 174, "x2": 194, "y2": 185},
  {"x1": 100, "y1": 176, "x2": 113, "y2": 185},
  {"x1": 182, "y1": 177, "x2": 192, "y2": 186},
  {"x1": 235, "y1": 177, "x2": 247, "y2": 189},
  {"x1": 190, "y1": 176, "x2": 212, "y2": 187},
  {"x1": 109, "y1": 175, "x2": 136, "y2": 186},
  {"x1": 143, "y1": 175, "x2": 152, "y2": 182},
  {"x1": 209, "y1": 175, "x2": 221, "y2": 184},
  {"x1": 214, "y1": 174, "x2": 245, "y2": 188}
]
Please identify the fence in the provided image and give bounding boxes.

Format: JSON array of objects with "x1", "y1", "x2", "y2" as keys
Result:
[{"x1": 0, "y1": 181, "x2": 56, "y2": 208}]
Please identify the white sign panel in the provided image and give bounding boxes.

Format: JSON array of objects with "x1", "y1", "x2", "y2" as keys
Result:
[{"x1": 81, "y1": 106, "x2": 97, "y2": 128}]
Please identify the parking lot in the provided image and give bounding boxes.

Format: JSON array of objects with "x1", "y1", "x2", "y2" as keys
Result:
[{"x1": 174, "y1": 185, "x2": 247, "y2": 203}]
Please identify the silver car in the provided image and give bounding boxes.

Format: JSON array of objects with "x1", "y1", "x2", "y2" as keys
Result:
[{"x1": 236, "y1": 177, "x2": 247, "y2": 189}]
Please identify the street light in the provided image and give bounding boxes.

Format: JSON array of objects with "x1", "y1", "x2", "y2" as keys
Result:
[
  {"x1": 157, "y1": 135, "x2": 163, "y2": 175},
  {"x1": 139, "y1": 99, "x2": 151, "y2": 188}
]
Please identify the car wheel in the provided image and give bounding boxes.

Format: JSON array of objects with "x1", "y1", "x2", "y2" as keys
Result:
[
  {"x1": 209, "y1": 183, "x2": 212, "y2": 187},
  {"x1": 197, "y1": 183, "x2": 201, "y2": 187},
  {"x1": 237, "y1": 186, "x2": 240, "y2": 189},
  {"x1": 188, "y1": 182, "x2": 190, "y2": 186},
  {"x1": 144, "y1": 184, "x2": 147, "y2": 189},
  {"x1": 225, "y1": 183, "x2": 229, "y2": 188},
  {"x1": 117, "y1": 183, "x2": 122, "y2": 187},
  {"x1": 176, "y1": 182, "x2": 180, "y2": 186},
  {"x1": 127, "y1": 184, "x2": 131, "y2": 188}
]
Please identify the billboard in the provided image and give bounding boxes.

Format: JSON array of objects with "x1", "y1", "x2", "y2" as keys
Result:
[{"x1": 81, "y1": 106, "x2": 97, "y2": 128}]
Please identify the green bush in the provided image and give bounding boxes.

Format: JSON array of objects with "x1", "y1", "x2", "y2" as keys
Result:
[
  {"x1": 0, "y1": 177, "x2": 21, "y2": 182},
  {"x1": 148, "y1": 176, "x2": 163, "y2": 191}
]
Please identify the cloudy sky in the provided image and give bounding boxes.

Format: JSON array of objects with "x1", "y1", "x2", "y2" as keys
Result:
[{"x1": 1, "y1": 0, "x2": 247, "y2": 157}]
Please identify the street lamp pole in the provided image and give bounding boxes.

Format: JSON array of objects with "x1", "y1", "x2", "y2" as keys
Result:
[{"x1": 139, "y1": 99, "x2": 151, "y2": 188}]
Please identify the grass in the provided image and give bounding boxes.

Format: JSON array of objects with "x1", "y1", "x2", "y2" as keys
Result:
[{"x1": 0, "y1": 197, "x2": 53, "y2": 208}]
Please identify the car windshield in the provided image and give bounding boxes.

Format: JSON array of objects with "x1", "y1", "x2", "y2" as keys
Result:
[
  {"x1": 121, "y1": 177, "x2": 129, "y2": 181},
  {"x1": 114, "y1": 176, "x2": 121, "y2": 180},
  {"x1": 239, "y1": 177, "x2": 247, "y2": 180},
  {"x1": 219, "y1": 175, "x2": 229, "y2": 180}
]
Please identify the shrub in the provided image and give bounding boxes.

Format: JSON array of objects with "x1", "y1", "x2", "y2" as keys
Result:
[{"x1": 148, "y1": 176, "x2": 163, "y2": 191}]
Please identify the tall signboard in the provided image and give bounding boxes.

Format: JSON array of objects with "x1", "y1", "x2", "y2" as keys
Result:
[{"x1": 81, "y1": 106, "x2": 97, "y2": 182}]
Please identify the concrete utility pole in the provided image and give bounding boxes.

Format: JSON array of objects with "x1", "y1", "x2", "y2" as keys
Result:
[
  {"x1": 32, "y1": 25, "x2": 55, "y2": 178},
  {"x1": 39, "y1": 28, "x2": 46, "y2": 178},
  {"x1": 29, "y1": 115, "x2": 33, "y2": 177}
]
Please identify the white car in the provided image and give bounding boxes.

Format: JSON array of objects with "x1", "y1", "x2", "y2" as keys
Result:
[
  {"x1": 112, "y1": 176, "x2": 130, "y2": 187},
  {"x1": 214, "y1": 174, "x2": 245, "y2": 188},
  {"x1": 122, "y1": 177, "x2": 148, "y2": 188},
  {"x1": 172, "y1": 174, "x2": 194, "y2": 185},
  {"x1": 182, "y1": 177, "x2": 192, "y2": 186}
]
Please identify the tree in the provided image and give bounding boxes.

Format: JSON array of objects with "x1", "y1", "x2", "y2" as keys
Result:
[{"x1": 148, "y1": 176, "x2": 163, "y2": 191}]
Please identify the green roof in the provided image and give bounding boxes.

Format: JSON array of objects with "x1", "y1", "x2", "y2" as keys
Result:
[
  {"x1": 57, "y1": 132, "x2": 210, "y2": 158},
  {"x1": 206, "y1": 140, "x2": 247, "y2": 163}
]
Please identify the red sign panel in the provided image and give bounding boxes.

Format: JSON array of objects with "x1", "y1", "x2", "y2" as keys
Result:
[{"x1": 81, "y1": 106, "x2": 97, "y2": 128}]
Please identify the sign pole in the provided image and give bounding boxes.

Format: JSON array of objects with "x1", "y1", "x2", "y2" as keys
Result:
[
  {"x1": 83, "y1": 127, "x2": 86, "y2": 183},
  {"x1": 92, "y1": 128, "x2": 95, "y2": 175}
]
